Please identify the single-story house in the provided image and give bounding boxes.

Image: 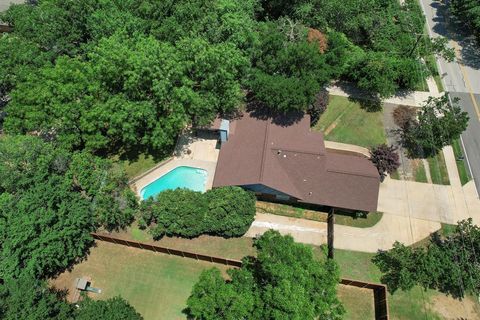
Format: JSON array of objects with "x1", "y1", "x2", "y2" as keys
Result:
[{"x1": 211, "y1": 111, "x2": 380, "y2": 212}]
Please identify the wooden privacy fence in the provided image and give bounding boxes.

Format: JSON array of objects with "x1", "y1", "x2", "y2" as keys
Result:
[
  {"x1": 92, "y1": 232, "x2": 389, "y2": 320},
  {"x1": 91, "y1": 233, "x2": 242, "y2": 267},
  {"x1": 0, "y1": 25, "x2": 13, "y2": 33},
  {"x1": 340, "y1": 278, "x2": 389, "y2": 320}
]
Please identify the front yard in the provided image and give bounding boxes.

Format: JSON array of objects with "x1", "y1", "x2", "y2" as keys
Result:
[{"x1": 314, "y1": 95, "x2": 386, "y2": 148}]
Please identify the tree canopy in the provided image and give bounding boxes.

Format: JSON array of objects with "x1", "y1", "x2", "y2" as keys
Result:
[
  {"x1": 450, "y1": 0, "x2": 480, "y2": 43},
  {"x1": 187, "y1": 230, "x2": 344, "y2": 319},
  {"x1": 0, "y1": 276, "x2": 143, "y2": 320},
  {"x1": 0, "y1": 135, "x2": 136, "y2": 279},
  {"x1": 76, "y1": 296, "x2": 143, "y2": 320},
  {"x1": 259, "y1": 0, "x2": 454, "y2": 97},
  {"x1": 0, "y1": 275, "x2": 73, "y2": 320},
  {"x1": 139, "y1": 186, "x2": 256, "y2": 239},
  {"x1": 400, "y1": 94, "x2": 469, "y2": 157},
  {"x1": 0, "y1": 0, "x2": 454, "y2": 146},
  {"x1": 373, "y1": 219, "x2": 480, "y2": 299}
]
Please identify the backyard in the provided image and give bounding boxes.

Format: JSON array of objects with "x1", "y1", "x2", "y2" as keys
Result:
[
  {"x1": 51, "y1": 241, "x2": 231, "y2": 320},
  {"x1": 52, "y1": 226, "x2": 480, "y2": 320},
  {"x1": 314, "y1": 95, "x2": 387, "y2": 148}
]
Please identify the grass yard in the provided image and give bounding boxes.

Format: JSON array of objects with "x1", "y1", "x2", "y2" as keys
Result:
[
  {"x1": 390, "y1": 169, "x2": 401, "y2": 180},
  {"x1": 337, "y1": 285, "x2": 375, "y2": 320},
  {"x1": 112, "y1": 153, "x2": 167, "y2": 180},
  {"x1": 110, "y1": 147, "x2": 171, "y2": 179},
  {"x1": 52, "y1": 241, "x2": 231, "y2": 320},
  {"x1": 413, "y1": 160, "x2": 428, "y2": 183},
  {"x1": 452, "y1": 139, "x2": 471, "y2": 185},
  {"x1": 328, "y1": 249, "x2": 480, "y2": 320},
  {"x1": 315, "y1": 95, "x2": 386, "y2": 148},
  {"x1": 427, "y1": 152, "x2": 450, "y2": 185},
  {"x1": 425, "y1": 53, "x2": 445, "y2": 93},
  {"x1": 414, "y1": 77, "x2": 429, "y2": 92},
  {"x1": 256, "y1": 201, "x2": 383, "y2": 228},
  {"x1": 433, "y1": 75, "x2": 444, "y2": 92},
  {"x1": 111, "y1": 224, "x2": 256, "y2": 260},
  {"x1": 52, "y1": 229, "x2": 480, "y2": 320}
]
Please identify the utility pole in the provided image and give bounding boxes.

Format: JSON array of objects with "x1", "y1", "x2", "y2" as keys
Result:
[{"x1": 327, "y1": 207, "x2": 335, "y2": 259}]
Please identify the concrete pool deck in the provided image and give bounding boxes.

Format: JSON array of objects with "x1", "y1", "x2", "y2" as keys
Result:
[{"x1": 131, "y1": 131, "x2": 220, "y2": 197}]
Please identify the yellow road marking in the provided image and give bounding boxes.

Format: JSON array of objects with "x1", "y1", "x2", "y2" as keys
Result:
[{"x1": 451, "y1": 32, "x2": 480, "y2": 120}]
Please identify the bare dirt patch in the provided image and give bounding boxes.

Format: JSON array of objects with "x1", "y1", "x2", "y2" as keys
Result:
[{"x1": 429, "y1": 294, "x2": 480, "y2": 320}]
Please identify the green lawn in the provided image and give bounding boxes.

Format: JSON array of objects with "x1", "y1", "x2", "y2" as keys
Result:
[
  {"x1": 433, "y1": 75, "x2": 444, "y2": 92},
  {"x1": 427, "y1": 152, "x2": 450, "y2": 185},
  {"x1": 451, "y1": 139, "x2": 471, "y2": 185},
  {"x1": 414, "y1": 161, "x2": 428, "y2": 183},
  {"x1": 113, "y1": 225, "x2": 256, "y2": 260},
  {"x1": 256, "y1": 201, "x2": 383, "y2": 228},
  {"x1": 54, "y1": 230, "x2": 480, "y2": 320},
  {"x1": 331, "y1": 250, "x2": 443, "y2": 320},
  {"x1": 390, "y1": 169, "x2": 401, "y2": 180},
  {"x1": 414, "y1": 77, "x2": 429, "y2": 91},
  {"x1": 425, "y1": 54, "x2": 444, "y2": 93},
  {"x1": 112, "y1": 153, "x2": 168, "y2": 180},
  {"x1": 53, "y1": 241, "x2": 230, "y2": 320},
  {"x1": 315, "y1": 95, "x2": 386, "y2": 148}
]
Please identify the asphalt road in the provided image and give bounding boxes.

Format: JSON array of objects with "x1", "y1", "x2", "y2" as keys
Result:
[
  {"x1": 0, "y1": 0, "x2": 24, "y2": 13},
  {"x1": 420, "y1": 0, "x2": 480, "y2": 196}
]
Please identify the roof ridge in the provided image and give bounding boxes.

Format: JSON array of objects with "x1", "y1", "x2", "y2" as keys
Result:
[
  {"x1": 326, "y1": 168, "x2": 379, "y2": 179},
  {"x1": 258, "y1": 119, "x2": 270, "y2": 182},
  {"x1": 270, "y1": 147, "x2": 325, "y2": 156}
]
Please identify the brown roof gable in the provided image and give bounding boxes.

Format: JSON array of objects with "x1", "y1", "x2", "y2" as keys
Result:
[{"x1": 213, "y1": 111, "x2": 380, "y2": 212}]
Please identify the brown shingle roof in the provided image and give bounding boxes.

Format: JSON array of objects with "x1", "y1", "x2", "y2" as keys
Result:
[{"x1": 213, "y1": 111, "x2": 380, "y2": 212}]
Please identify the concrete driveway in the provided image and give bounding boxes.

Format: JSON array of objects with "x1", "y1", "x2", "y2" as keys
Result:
[{"x1": 246, "y1": 212, "x2": 440, "y2": 253}]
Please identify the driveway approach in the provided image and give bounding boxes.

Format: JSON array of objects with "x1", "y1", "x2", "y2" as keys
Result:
[{"x1": 419, "y1": 0, "x2": 480, "y2": 195}]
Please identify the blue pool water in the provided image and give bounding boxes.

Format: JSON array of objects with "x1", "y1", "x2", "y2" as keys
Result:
[{"x1": 140, "y1": 166, "x2": 208, "y2": 200}]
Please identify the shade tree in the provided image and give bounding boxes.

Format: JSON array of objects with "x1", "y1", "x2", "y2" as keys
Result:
[
  {"x1": 4, "y1": 33, "x2": 247, "y2": 153},
  {"x1": 373, "y1": 218, "x2": 480, "y2": 299},
  {"x1": 248, "y1": 21, "x2": 348, "y2": 111},
  {"x1": 0, "y1": 135, "x2": 137, "y2": 279},
  {"x1": 0, "y1": 276, "x2": 143, "y2": 320},
  {"x1": 400, "y1": 94, "x2": 469, "y2": 157},
  {"x1": 187, "y1": 230, "x2": 344, "y2": 319}
]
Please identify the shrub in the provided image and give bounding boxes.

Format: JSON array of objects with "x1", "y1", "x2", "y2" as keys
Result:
[
  {"x1": 138, "y1": 187, "x2": 256, "y2": 239},
  {"x1": 370, "y1": 144, "x2": 400, "y2": 181},
  {"x1": 205, "y1": 186, "x2": 256, "y2": 237},
  {"x1": 308, "y1": 88, "x2": 329, "y2": 127},
  {"x1": 139, "y1": 189, "x2": 208, "y2": 239}
]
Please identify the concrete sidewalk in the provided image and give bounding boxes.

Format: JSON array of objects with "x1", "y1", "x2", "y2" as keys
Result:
[
  {"x1": 324, "y1": 141, "x2": 370, "y2": 157},
  {"x1": 327, "y1": 82, "x2": 442, "y2": 108}
]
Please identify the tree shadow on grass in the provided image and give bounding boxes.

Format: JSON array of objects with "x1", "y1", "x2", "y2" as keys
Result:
[{"x1": 347, "y1": 95, "x2": 383, "y2": 113}]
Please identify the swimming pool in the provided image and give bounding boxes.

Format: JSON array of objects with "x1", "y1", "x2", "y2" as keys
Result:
[{"x1": 140, "y1": 166, "x2": 208, "y2": 200}]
